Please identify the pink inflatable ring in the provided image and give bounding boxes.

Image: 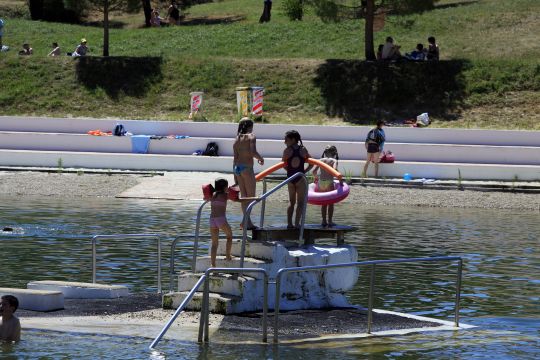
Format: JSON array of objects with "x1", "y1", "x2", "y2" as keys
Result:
[{"x1": 307, "y1": 180, "x2": 350, "y2": 206}]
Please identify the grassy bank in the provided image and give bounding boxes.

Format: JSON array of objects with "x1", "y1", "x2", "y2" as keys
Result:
[{"x1": 0, "y1": 0, "x2": 538, "y2": 128}]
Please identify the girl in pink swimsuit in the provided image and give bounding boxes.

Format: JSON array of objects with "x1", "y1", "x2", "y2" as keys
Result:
[{"x1": 209, "y1": 178, "x2": 233, "y2": 267}]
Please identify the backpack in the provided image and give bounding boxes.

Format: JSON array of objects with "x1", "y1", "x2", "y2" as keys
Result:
[
  {"x1": 114, "y1": 124, "x2": 127, "y2": 136},
  {"x1": 202, "y1": 142, "x2": 219, "y2": 156},
  {"x1": 367, "y1": 129, "x2": 384, "y2": 145}
]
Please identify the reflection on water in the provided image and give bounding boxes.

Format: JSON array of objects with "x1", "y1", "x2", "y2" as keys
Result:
[{"x1": 1, "y1": 196, "x2": 539, "y2": 359}]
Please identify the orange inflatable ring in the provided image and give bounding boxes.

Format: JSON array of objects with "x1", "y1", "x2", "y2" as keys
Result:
[{"x1": 255, "y1": 158, "x2": 343, "y2": 181}]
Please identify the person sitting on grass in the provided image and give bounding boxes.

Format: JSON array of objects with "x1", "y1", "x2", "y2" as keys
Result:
[
  {"x1": 0, "y1": 295, "x2": 21, "y2": 342},
  {"x1": 151, "y1": 9, "x2": 162, "y2": 27},
  {"x1": 48, "y1": 42, "x2": 61, "y2": 57},
  {"x1": 72, "y1": 38, "x2": 88, "y2": 57},
  {"x1": 381, "y1": 36, "x2": 402, "y2": 60},
  {"x1": 18, "y1": 43, "x2": 33, "y2": 56},
  {"x1": 406, "y1": 43, "x2": 426, "y2": 61},
  {"x1": 427, "y1": 36, "x2": 439, "y2": 61},
  {"x1": 167, "y1": 0, "x2": 181, "y2": 25},
  {"x1": 376, "y1": 44, "x2": 384, "y2": 60}
]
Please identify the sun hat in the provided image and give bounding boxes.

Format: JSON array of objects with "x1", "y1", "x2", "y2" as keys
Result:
[{"x1": 81, "y1": 38, "x2": 87, "y2": 43}]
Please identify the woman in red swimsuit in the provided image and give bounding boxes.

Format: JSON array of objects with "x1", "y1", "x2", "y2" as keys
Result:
[{"x1": 282, "y1": 130, "x2": 313, "y2": 229}]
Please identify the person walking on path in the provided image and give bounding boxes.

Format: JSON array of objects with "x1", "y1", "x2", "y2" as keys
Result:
[
  {"x1": 362, "y1": 120, "x2": 386, "y2": 178},
  {"x1": 233, "y1": 118, "x2": 264, "y2": 230}
]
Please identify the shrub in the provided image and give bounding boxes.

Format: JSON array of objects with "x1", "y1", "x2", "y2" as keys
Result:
[{"x1": 282, "y1": 0, "x2": 304, "y2": 21}]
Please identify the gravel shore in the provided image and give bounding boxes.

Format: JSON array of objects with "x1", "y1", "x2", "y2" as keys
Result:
[{"x1": 0, "y1": 171, "x2": 538, "y2": 211}]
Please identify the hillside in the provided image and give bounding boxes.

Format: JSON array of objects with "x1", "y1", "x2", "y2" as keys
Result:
[{"x1": 0, "y1": 0, "x2": 538, "y2": 128}]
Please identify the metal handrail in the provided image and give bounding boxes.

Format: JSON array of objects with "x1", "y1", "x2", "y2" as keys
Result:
[
  {"x1": 149, "y1": 267, "x2": 269, "y2": 350},
  {"x1": 240, "y1": 172, "x2": 308, "y2": 272},
  {"x1": 199, "y1": 267, "x2": 269, "y2": 343},
  {"x1": 91, "y1": 233, "x2": 162, "y2": 293},
  {"x1": 149, "y1": 274, "x2": 207, "y2": 350},
  {"x1": 169, "y1": 233, "x2": 254, "y2": 292},
  {"x1": 273, "y1": 256, "x2": 463, "y2": 343},
  {"x1": 192, "y1": 200, "x2": 210, "y2": 272}
]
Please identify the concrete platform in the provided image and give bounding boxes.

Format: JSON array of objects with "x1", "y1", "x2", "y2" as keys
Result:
[
  {"x1": 0, "y1": 288, "x2": 64, "y2": 312},
  {"x1": 27, "y1": 281, "x2": 129, "y2": 299}
]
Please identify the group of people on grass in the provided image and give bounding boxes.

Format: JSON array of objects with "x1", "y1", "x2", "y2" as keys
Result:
[
  {"x1": 151, "y1": 0, "x2": 182, "y2": 27},
  {"x1": 377, "y1": 36, "x2": 440, "y2": 61},
  {"x1": 3, "y1": 38, "x2": 89, "y2": 57},
  {"x1": 206, "y1": 118, "x2": 385, "y2": 267}
]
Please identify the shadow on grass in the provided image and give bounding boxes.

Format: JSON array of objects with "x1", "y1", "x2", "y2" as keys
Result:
[
  {"x1": 75, "y1": 56, "x2": 163, "y2": 99},
  {"x1": 313, "y1": 60, "x2": 471, "y2": 124},
  {"x1": 180, "y1": 15, "x2": 245, "y2": 26},
  {"x1": 435, "y1": 1, "x2": 479, "y2": 11}
]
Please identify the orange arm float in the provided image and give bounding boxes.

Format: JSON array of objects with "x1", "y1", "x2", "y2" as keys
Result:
[
  {"x1": 307, "y1": 158, "x2": 342, "y2": 180},
  {"x1": 255, "y1": 158, "x2": 342, "y2": 181}
]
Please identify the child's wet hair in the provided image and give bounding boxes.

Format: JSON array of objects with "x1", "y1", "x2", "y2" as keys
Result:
[
  {"x1": 214, "y1": 178, "x2": 228, "y2": 193},
  {"x1": 285, "y1": 130, "x2": 303, "y2": 147},
  {"x1": 237, "y1": 118, "x2": 254, "y2": 135},
  {"x1": 322, "y1": 145, "x2": 339, "y2": 160},
  {"x1": 1, "y1": 295, "x2": 19, "y2": 312}
]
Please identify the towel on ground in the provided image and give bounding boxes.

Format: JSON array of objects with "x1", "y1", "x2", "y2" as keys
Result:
[{"x1": 131, "y1": 135, "x2": 152, "y2": 154}]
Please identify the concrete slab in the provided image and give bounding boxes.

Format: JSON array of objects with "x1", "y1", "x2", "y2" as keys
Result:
[
  {"x1": 27, "y1": 281, "x2": 129, "y2": 299},
  {"x1": 0, "y1": 288, "x2": 64, "y2": 312}
]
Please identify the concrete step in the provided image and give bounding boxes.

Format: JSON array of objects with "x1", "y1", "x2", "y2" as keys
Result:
[
  {"x1": 0, "y1": 288, "x2": 64, "y2": 312},
  {"x1": 213, "y1": 239, "x2": 299, "y2": 261},
  {"x1": 1, "y1": 131, "x2": 538, "y2": 165},
  {"x1": 177, "y1": 272, "x2": 257, "y2": 297},
  {"x1": 194, "y1": 256, "x2": 273, "y2": 278},
  {"x1": 0, "y1": 150, "x2": 538, "y2": 181},
  {"x1": 27, "y1": 281, "x2": 129, "y2": 299},
  {"x1": 2, "y1": 116, "x2": 539, "y2": 146},
  {"x1": 163, "y1": 291, "x2": 252, "y2": 314}
]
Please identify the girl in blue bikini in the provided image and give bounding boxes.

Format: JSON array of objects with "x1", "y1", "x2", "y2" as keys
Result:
[
  {"x1": 233, "y1": 118, "x2": 264, "y2": 229},
  {"x1": 282, "y1": 130, "x2": 313, "y2": 229},
  {"x1": 209, "y1": 178, "x2": 233, "y2": 267}
]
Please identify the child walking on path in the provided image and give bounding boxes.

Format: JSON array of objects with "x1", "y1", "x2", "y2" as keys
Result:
[
  {"x1": 312, "y1": 145, "x2": 339, "y2": 227},
  {"x1": 233, "y1": 118, "x2": 264, "y2": 230},
  {"x1": 209, "y1": 178, "x2": 233, "y2": 267},
  {"x1": 282, "y1": 130, "x2": 313, "y2": 229}
]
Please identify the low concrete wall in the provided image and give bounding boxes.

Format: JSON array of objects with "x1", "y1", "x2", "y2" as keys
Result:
[
  {"x1": 1, "y1": 116, "x2": 539, "y2": 146},
  {"x1": 0, "y1": 149, "x2": 538, "y2": 180},
  {"x1": 1, "y1": 132, "x2": 539, "y2": 165}
]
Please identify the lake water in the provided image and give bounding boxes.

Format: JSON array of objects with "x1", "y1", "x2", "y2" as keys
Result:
[{"x1": 1, "y1": 196, "x2": 539, "y2": 359}]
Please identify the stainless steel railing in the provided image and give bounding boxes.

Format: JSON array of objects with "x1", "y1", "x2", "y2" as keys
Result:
[
  {"x1": 192, "y1": 200, "x2": 210, "y2": 272},
  {"x1": 198, "y1": 267, "x2": 269, "y2": 343},
  {"x1": 273, "y1": 256, "x2": 463, "y2": 343},
  {"x1": 240, "y1": 173, "x2": 308, "y2": 272},
  {"x1": 149, "y1": 273, "x2": 207, "y2": 350},
  {"x1": 149, "y1": 267, "x2": 269, "y2": 350},
  {"x1": 169, "y1": 234, "x2": 212, "y2": 292},
  {"x1": 91, "y1": 233, "x2": 162, "y2": 293}
]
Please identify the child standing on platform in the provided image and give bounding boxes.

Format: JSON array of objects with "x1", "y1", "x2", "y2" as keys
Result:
[
  {"x1": 312, "y1": 145, "x2": 339, "y2": 227},
  {"x1": 209, "y1": 178, "x2": 233, "y2": 267},
  {"x1": 282, "y1": 130, "x2": 313, "y2": 229}
]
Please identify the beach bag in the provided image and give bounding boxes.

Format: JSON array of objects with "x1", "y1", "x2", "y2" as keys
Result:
[
  {"x1": 202, "y1": 183, "x2": 214, "y2": 200},
  {"x1": 114, "y1": 124, "x2": 127, "y2": 136},
  {"x1": 380, "y1": 151, "x2": 395, "y2": 163},
  {"x1": 227, "y1": 185, "x2": 240, "y2": 202},
  {"x1": 203, "y1": 142, "x2": 219, "y2": 156}
]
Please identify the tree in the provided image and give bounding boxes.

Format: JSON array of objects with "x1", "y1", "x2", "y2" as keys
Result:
[
  {"x1": 85, "y1": 0, "x2": 139, "y2": 56},
  {"x1": 141, "y1": 0, "x2": 152, "y2": 27},
  {"x1": 27, "y1": 0, "x2": 44, "y2": 20}
]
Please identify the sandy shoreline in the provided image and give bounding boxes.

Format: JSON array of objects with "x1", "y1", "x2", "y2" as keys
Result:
[{"x1": 0, "y1": 171, "x2": 538, "y2": 211}]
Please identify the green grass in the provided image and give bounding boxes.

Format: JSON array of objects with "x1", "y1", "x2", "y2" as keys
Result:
[{"x1": 0, "y1": 0, "x2": 538, "y2": 128}]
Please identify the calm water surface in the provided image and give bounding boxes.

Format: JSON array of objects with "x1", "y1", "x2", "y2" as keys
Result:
[{"x1": 1, "y1": 196, "x2": 538, "y2": 359}]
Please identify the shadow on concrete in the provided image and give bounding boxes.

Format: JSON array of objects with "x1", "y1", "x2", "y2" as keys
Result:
[
  {"x1": 313, "y1": 60, "x2": 471, "y2": 124},
  {"x1": 75, "y1": 56, "x2": 163, "y2": 99}
]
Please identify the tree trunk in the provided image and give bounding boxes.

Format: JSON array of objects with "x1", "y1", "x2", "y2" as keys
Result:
[
  {"x1": 28, "y1": 0, "x2": 44, "y2": 20},
  {"x1": 142, "y1": 0, "x2": 152, "y2": 27},
  {"x1": 364, "y1": 0, "x2": 376, "y2": 60},
  {"x1": 103, "y1": 0, "x2": 110, "y2": 56}
]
